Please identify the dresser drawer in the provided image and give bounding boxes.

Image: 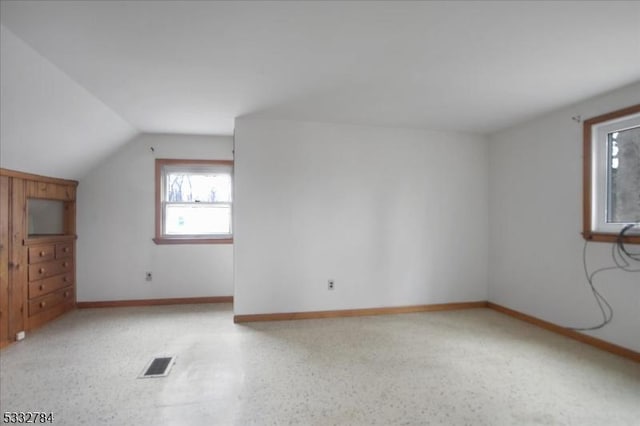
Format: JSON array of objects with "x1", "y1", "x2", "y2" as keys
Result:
[
  {"x1": 29, "y1": 286, "x2": 74, "y2": 316},
  {"x1": 28, "y1": 245, "x2": 56, "y2": 263},
  {"x1": 28, "y1": 273, "x2": 73, "y2": 299},
  {"x1": 55, "y1": 242, "x2": 73, "y2": 259},
  {"x1": 28, "y1": 259, "x2": 73, "y2": 281}
]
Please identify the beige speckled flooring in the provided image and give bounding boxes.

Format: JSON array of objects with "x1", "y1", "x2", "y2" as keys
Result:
[{"x1": 0, "y1": 304, "x2": 638, "y2": 425}]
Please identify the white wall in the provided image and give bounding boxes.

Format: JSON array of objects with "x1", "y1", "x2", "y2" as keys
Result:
[
  {"x1": 488, "y1": 82, "x2": 640, "y2": 351},
  {"x1": 76, "y1": 134, "x2": 234, "y2": 302},
  {"x1": 0, "y1": 25, "x2": 136, "y2": 180},
  {"x1": 234, "y1": 118, "x2": 488, "y2": 315}
]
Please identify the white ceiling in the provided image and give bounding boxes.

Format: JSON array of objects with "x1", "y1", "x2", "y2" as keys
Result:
[
  {"x1": 0, "y1": 25, "x2": 137, "y2": 179},
  {"x1": 1, "y1": 1, "x2": 639, "y2": 136}
]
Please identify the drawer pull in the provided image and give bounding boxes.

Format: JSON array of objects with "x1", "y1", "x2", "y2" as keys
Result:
[
  {"x1": 63, "y1": 276, "x2": 68, "y2": 282},
  {"x1": 63, "y1": 247, "x2": 69, "y2": 253},
  {"x1": 62, "y1": 262, "x2": 68, "y2": 267},
  {"x1": 64, "y1": 291, "x2": 70, "y2": 298},
  {"x1": 39, "y1": 251, "x2": 46, "y2": 257},
  {"x1": 40, "y1": 301, "x2": 46, "y2": 308},
  {"x1": 39, "y1": 268, "x2": 45, "y2": 274},
  {"x1": 39, "y1": 284, "x2": 44, "y2": 291}
]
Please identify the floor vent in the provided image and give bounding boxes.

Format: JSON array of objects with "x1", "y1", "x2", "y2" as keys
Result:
[{"x1": 139, "y1": 356, "x2": 175, "y2": 378}]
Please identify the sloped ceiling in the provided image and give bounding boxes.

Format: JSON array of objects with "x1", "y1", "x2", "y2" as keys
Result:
[
  {"x1": 0, "y1": 25, "x2": 137, "y2": 180},
  {"x1": 1, "y1": 1, "x2": 639, "y2": 179}
]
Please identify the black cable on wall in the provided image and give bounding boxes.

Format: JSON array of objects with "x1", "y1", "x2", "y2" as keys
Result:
[{"x1": 568, "y1": 223, "x2": 640, "y2": 331}]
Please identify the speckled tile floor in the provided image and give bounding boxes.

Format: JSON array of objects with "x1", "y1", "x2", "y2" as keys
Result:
[{"x1": 0, "y1": 304, "x2": 638, "y2": 425}]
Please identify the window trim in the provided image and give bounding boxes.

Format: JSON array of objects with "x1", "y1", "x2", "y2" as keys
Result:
[
  {"x1": 154, "y1": 159, "x2": 234, "y2": 245},
  {"x1": 583, "y1": 104, "x2": 640, "y2": 244}
]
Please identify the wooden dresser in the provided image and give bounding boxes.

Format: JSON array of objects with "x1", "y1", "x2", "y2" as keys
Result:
[
  {"x1": 1, "y1": 168, "x2": 77, "y2": 348},
  {"x1": 26, "y1": 238, "x2": 75, "y2": 330}
]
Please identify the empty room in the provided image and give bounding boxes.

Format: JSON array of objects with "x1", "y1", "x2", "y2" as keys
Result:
[{"x1": 1, "y1": 1, "x2": 639, "y2": 425}]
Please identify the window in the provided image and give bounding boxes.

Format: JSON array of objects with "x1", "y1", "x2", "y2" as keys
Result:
[
  {"x1": 154, "y1": 159, "x2": 233, "y2": 244},
  {"x1": 583, "y1": 104, "x2": 640, "y2": 244}
]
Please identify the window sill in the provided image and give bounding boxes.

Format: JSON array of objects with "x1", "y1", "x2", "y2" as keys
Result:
[
  {"x1": 583, "y1": 231, "x2": 639, "y2": 245},
  {"x1": 153, "y1": 237, "x2": 233, "y2": 245}
]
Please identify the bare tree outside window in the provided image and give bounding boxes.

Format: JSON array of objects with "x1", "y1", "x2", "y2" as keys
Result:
[
  {"x1": 583, "y1": 104, "x2": 640, "y2": 243},
  {"x1": 607, "y1": 126, "x2": 640, "y2": 223},
  {"x1": 163, "y1": 171, "x2": 232, "y2": 235},
  {"x1": 154, "y1": 159, "x2": 233, "y2": 244}
]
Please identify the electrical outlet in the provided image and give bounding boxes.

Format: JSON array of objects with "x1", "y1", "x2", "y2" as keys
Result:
[
  {"x1": 16, "y1": 331, "x2": 25, "y2": 341},
  {"x1": 145, "y1": 272, "x2": 152, "y2": 281},
  {"x1": 328, "y1": 279, "x2": 335, "y2": 290}
]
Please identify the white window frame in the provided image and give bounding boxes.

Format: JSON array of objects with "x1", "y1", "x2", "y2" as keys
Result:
[
  {"x1": 583, "y1": 104, "x2": 640, "y2": 244},
  {"x1": 154, "y1": 159, "x2": 234, "y2": 245}
]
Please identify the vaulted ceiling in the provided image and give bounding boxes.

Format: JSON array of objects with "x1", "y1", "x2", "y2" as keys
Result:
[{"x1": 1, "y1": 1, "x2": 639, "y2": 178}]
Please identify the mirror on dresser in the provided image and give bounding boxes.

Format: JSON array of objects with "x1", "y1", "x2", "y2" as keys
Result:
[{"x1": 27, "y1": 198, "x2": 66, "y2": 237}]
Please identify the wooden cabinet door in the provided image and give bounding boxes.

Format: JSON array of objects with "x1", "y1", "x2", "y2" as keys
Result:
[
  {"x1": 0, "y1": 176, "x2": 9, "y2": 347},
  {"x1": 8, "y1": 178, "x2": 27, "y2": 340}
]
